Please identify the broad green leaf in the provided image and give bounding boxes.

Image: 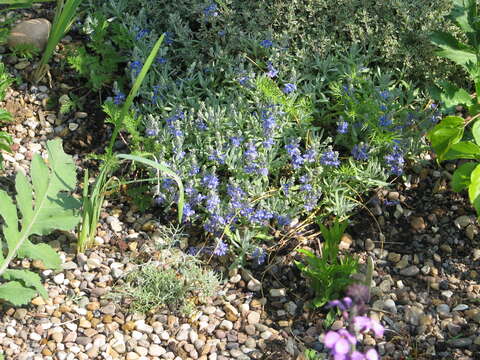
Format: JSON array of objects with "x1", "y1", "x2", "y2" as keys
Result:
[
  {"x1": 430, "y1": 31, "x2": 477, "y2": 69},
  {"x1": 472, "y1": 120, "x2": 480, "y2": 145},
  {"x1": 450, "y1": 0, "x2": 477, "y2": 41},
  {"x1": 437, "y1": 81, "x2": 473, "y2": 108},
  {"x1": 452, "y1": 162, "x2": 477, "y2": 191},
  {"x1": 0, "y1": 281, "x2": 36, "y2": 306},
  {"x1": 468, "y1": 163, "x2": 480, "y2": 215},
  {"x1": 2, "y1": 269, "x2": 48, "y2": 299},
  {"x1": 0, "y1": 139, "x2": 80, "y2": 278},
  {"x1": 427, "y1": 116, "x2": 465, "y2": 161},
  {"x1": 443, "y1": 141, "x2": 480, "y2": 160}
]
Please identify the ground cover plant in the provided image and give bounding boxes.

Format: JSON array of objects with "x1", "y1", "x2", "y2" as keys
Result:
[
  {"x1": 0, "y1": 62, "x2": 13, "y2": 169},
  {"x1": 75, "y1": 0, "x2": 443, "y2": 267}
]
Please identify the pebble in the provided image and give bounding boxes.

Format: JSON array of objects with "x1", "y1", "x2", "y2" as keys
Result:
[
  {"x1": 247, "y1": 279, "x2": 262, "y2": 292},
  {"x1": 269, "y1": 288, "x2": 286, "y2": 297},
  {"x1": 149, "y1": 344, "x2": 166, "y2": 356},
  {"x1": 399, "y1": 265, "x2": 419, "y2": 277},
  {"x1": 53, "y1": 273, "x2": 65, "y2": 285},
  {"x1": 247, "y1": 312, "x2": 261, "y2": 325},
  {"x1": 454, "y1": 215, "x2": 471, "y2": 229}
]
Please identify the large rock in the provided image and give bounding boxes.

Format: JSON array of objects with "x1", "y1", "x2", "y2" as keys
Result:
[{"x1": 8, "y1": 18, "x2": 51, "y2": 52}]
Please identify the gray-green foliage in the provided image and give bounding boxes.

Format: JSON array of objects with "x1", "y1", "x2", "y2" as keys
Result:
[
  {"x1": 110, "y1": 226, "x2": 219, "y2": 314},
  {"x1": 0, "y1": 139, "x2": 80, "y2": 305},
  {"x1": 100, "y1": 0, "x2": 458, "y2": 86}
]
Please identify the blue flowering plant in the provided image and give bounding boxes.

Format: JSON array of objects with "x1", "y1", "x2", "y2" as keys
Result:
[{"x1": 295, "y1": 220, "x2": 358, "y2": 308}]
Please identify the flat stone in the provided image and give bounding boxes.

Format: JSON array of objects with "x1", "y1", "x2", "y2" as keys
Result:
[
  {"x1": 8, "y1": 18, "x2": 51, "y2": 51},
  {"x1": 448, "y1": 337, "x2": 473, "y2": 348},
  {"x1": 399, "y1": 265, "x2": 419, "y2": 277},
  {"x1": 219, "y1": 320, "x2": 233, "y2": 331},
  {"x1": 269, "y1": 288, "x2": 286, "y2": 297},
  {"x1": 452, "y1": 304, "x2": 469, "y2": 311},
  {"x1": 454, "y1": 215, "x2": 471, "y2": 229},
  {"x1": 247, "y1": 279, "x2": 261, "y2": 292},
  {"x1": 149, "y1": 344, "x2": 166, "y2": 356},
  {"x1": 247, "y1": 311, "x2": 261, "y2": 325}
]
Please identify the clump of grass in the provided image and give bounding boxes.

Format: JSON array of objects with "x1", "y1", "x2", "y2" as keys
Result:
[{"x1": 110, "y1": 225, "x2": 219, "y2": 314}]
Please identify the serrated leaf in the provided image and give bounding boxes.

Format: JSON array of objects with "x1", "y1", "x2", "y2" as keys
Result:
[
  {"x1": 427, "y1": 116, "x2": 465, "y2": 161},
  {"x1": 437, "y1": 81, "x2": 473, "y2": 109},
  {"x1": 468, "y1": 164, "x2": 480, "y2": 215},
  {"x1": 0, "y1": 139, "x2": 80, "y2": 278},
  {"x1": 452, "y1": 162, "x2": 477, "y2": 191},
  {"x1": 430, "y1": 31, "x2": 477, "y2": 69},
  {"x1": 443, "y1": 141, "x2": 480, "y2": 160},
  {"x1": 2, "y1": 269, "x2": 48, "y2": 299},
  {"x1": 0, "y1": 281, "x2": 37, "y2": 306}
]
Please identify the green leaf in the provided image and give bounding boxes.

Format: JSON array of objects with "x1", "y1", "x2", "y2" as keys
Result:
[
  {"x1": 427, "y1": 116, "x2": 465, "y2": 161},
  {"x1": 472, "y1": 120, "x2": 480, "y2": 145},
  {"x1": 450, "y1": 0, "x2": 477, "y2": 36},
  {"x1": 2, "y1": 269, "x2": 48, "y2": 299},
  {"x1": 116, "y1": 154, "x2": 184, "y2": 222},
  {"x1": 436, "y1": 81, "x2": 473, "y2": 109},
  {"x1": 452, "y1": 162, "x2": 477, "y2": 191},
  {"x1": 443, "y1": 141, "x2": 480, "y2": 160},
  {"x1": 0, "y1": 139, "x2": 80, "y2": 278},
  {"x1": 430, "y1": 31, "x2": 477, "y2": 69},
  {"x1": 0, "y1": 281, "x2": 36, "y2": 306},
  {"x1": 468, "y1": 163, "x2": 480, "y2": 214}
]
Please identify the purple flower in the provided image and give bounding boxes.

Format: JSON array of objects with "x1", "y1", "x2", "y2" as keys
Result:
[
  {"x1": 326, "y1": 297, "x2": 353, "y2": 311},
  {"x1": 213, "y1": 239, "x2": 228, "y2": 256},
  {"x1": 250, "y1": 209, "x2": 273, "y2": 224},
  {"x1": 203, "y1": 3, "x2": 218, "y2": 17},
  {"x1": 182, "y1": 203, "x2": 195, "y2": 220},
  {"x1": 260, "y1": 39, "x2": 273, "y2": 48},
  {"x1": 351, "y1": 144, "x2": 369, "y2": 161},
  {"x1": 156, "y1": 56, "x2": 167, "y2": 65},
  {"x1": 266, "y1": 62, "x2": 278, "y2": 78},
  {"x1": 303, "y1": 149, "x2": 317, "y2": 162},
  {"x1": 130, "y1": 60, "x2": 143, "y2": 76},
  {"x1": 189, "y1": 165, "x2": 200, "y2": 176},
  {"x1": 384, "y1": 146, "x2": 404, "y2": 175},
  {"x1": 379, "y1": 90, "x2": 390, "y2": 100},
  {"x1": 283, "y1": 83, "x2": 297, "y2": 94},
  {"x1": 276, "y1": 214, "x2": 291, "y2": 227},
  {"x1": 238, "y1": 76, "x2": 250, "y2": 86},
  {"x1": 259, "y1": 167, "x2": 269, "y2": 176},
  {"x1": 282, "y1": 182, "x2": 292, "y2": 195},
  {"x1": 244, "y1": 164, "x2": 258, "y2": 174},
  {"x1": 163, "y1": 31, "x2": 174, "y2": 45},
  {"x1": 379, "y1": 114, "x2": 392, "y2": 127},
  {"x1": 320, "y1": 150, "x2": 340, "y2": 167},
  {"x1": 230, "y1": 136, "x2": 243, "y2": 147},
  {"x1": 263, "y1": 137, "x2": 275, "y2": 149},
  {"x1": 244, "y1": 142, "x2": 258, "y2": 161},
  {"x1": 113, "y1": 92, "x2": 126, "y2": 105},
  {"x1": 208, "y1": 150, "x2": 225, "y2": 164},
  {"x1": 353, "y1": 316, "x2": 384, "y2": 337},
  {"x1": 202, "y1": 173, "x2": 219, "y2": 189},
  {"x1": 323, "y1": 329, "x2": 356, "y2": 356},
  {"x1": 145, "y1": 128, "x2": 157, "y2": 137},
  {"x1": 135, "y1": 28, "x2": 150, "y2": 40},
  {"x1": 337, "y1": 121, "x2": 349, "y2": 134},
  {"x1": 251, "y1": 247, "x2": 267, "y2": 265},
  {"x1": 204, "y1": 214, "x2": 226, "y2": 233},
  {"x1": 205, "y1": 193, "x2": 220, "y2": 213},
  {"x1": 261, "y1": 110, "x2": 276, "y2": 135}
]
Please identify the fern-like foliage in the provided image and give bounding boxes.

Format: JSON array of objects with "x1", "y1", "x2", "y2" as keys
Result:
[{"x1": 0, "y1": 139, "x2": 80, "y2": 305}]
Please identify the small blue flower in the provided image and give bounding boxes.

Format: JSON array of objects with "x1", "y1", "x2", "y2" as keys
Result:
[
  {"x1": 213, "y1": 239, "x2": 228, "y2": 256},
  {"x1": 320, "y1": 150, "x2": 340, "y2": 167},
  {"x1": 230, "y1": 136, "x2": 243, "y2": 147},
  {"x1": 156, "y1": 57, "x2": 167, "y2": 65},
  {"x1": 263, "y1": 138, "x2": 275, "y2": 149},
  {"x1": 251, "y1": 247, "x2": 267, "y2": 265},
  {"x1": 266, "y1": 62, "x2": 278, "y2": 78},
  {"x1": 351, "y1": 144, "x2": 369, "y2": 161},
  {"x1": 379, "y1": 90, "x2": 390, "y2": 101},
  {"x1": 135, "y1": 28, "x2": 150, "y2": 41},
  {"x1": 203, "y1": 3, "x2": 219, "y2": 17},
  {"x1": 250, "y1": 209, "x2": 274, "y2": 224},
  {"x1": 337, "y1": 121, "x2": 349, "y2": 134},
  {"x1": 259, "y1": 167, "x2": 268, "y2": 176},
  {"x1": 163, "y1": 32, "x2": 174, "y2": 45},
  {"x1": 205, "y1": 193, "x2": 220, "y2": 213},
  {"x1": 303, "y1": 149, "x2": 317, "y2": 163},
  {"x1": 244, "y1": 142, "x2": 258, "y2": 161},
  {"x1": 283, "y1": 83, "x2": 297, "y2": 94},
  {"x1": 202, "y1": 173, "x2": 219, "y2": 189},
  {"x1": 113, "y1": 92, "x2": 126, "y2": 105},
  {"x1": 183, "y1": 203, "x2": 196, "y2": 219},
  {"x1": 238, "y1": 76, "x2": 250, "y2": 86},
  {"x1": 276, "y1": 214, "x2": 291, "y2": 227},
  {"x1": 379, "y1": 114, "x2": 392, "y2": 127},
  {"x1": 145, "y1": 128, "x2": 157, "y2": 137},
  {"x1": 218, "y1": 30, "x2": 226, "y2": 37},
  {"x1": 384, "y1": 145, "x2": 404, "y2": 175},
  {"x1": 130, "y1": 61, "x2": 143, "y2": 76},
  {"x1": 260, "y1": 39, "x2": 273, "y2": 48}
]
